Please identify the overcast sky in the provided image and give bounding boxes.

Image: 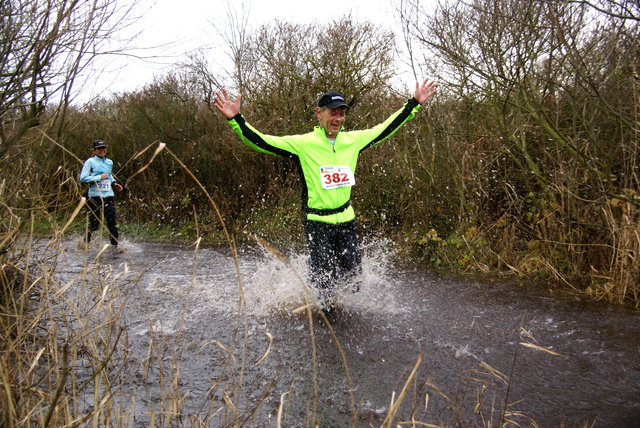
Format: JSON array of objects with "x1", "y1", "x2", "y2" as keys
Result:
[{"x1": 77, "y1": 0, "x2": 412, "y2": 102}]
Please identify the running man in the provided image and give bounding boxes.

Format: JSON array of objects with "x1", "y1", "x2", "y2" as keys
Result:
[{"x1": 214, "y1": 79, "x2": 436, "y2": 313}]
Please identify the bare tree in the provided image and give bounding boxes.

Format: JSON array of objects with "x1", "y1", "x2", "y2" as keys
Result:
[
  {"x1": 397, "y1": 0, "x2": 639, "y2": 303},
  {"x1": 243, "y1": 17, "x2": 397, "y2": 110},
  {"x1": 0, "y1": 0, "x2": 136, "y2": 151},
  {"x1": 399, "y1": 0, "x2": 638, "y2": 189},
  {"x1": 563, "y1": 0, "x2": 639, "y2": 21},
  {"x1": 0, "y1": 0, "x2": 138, "y2": 252}
]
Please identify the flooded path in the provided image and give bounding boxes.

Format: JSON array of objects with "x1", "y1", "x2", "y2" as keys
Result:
[{"x1": 55, "y1": 238, "x2": 640, "y2": 427}]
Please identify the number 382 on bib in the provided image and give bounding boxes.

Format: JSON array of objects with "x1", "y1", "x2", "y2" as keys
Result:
[{"x1": 320, "y1": 165, "x2": 355, "y2": 190}]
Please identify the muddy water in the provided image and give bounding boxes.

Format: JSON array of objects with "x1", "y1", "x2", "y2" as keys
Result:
[{"x1": 56, "y1": 238, "x2": 640, "y2": 427}]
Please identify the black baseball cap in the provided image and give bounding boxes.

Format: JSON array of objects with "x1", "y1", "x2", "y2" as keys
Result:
[
  {"x1": 317, "y1": 91, "x2": 349, "y2": 109},
  {"x1": 93, "y1": 140, "x2": 108, "y2": 149}
]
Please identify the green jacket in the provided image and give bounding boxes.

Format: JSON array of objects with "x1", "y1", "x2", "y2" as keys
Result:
[{"x1": 227, "y1": 97, "x2": 421, "y2": 224}]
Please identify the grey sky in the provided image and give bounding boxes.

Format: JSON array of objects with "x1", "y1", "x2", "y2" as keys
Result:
[{"x1": 78, "y1": 0, "x2": 404, "y2": 102}]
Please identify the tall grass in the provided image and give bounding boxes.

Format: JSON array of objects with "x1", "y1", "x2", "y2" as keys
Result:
[
  {"x1": 1, "y1": 235, "x2": 129, "y2": 426},
  {"x1": 1, "y1": 236, "x2": 556, "y2": 427},
  {"x1": 0, "y1": 141, "x2": 565, "y2": 427}
]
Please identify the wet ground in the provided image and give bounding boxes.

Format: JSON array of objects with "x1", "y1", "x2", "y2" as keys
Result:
[{"x1": 55, "y1": 238, "x2": 640, "y2": 427}]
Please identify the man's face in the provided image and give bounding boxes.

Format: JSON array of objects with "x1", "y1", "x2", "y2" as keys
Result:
[
  {"x1": 316, "y1": 106, "x2": 346, "y2": 137},
  {"x1": 94, "y1": 147, "x2": 107, "y2": 158}
]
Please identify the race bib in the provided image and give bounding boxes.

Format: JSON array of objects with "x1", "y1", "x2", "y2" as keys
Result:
[
  {"x1": 320, "y1": 165, "x2": 355, "y2": 190},
  {"x1": 97, "y1": 179, "x2": 112, "y2": 193}
]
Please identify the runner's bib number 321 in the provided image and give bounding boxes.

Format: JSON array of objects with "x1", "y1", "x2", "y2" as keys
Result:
[{"x1": 320, "y1": 165, "x2": 355, "y2": 190}]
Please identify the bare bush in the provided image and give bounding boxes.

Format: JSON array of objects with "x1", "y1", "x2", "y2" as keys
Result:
[{"x1": 399, "y1": 0, "x2": 639, "y2": 303}]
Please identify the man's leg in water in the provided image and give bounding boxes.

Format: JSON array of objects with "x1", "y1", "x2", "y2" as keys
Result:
[
  {"x1": 304, "y1": 220, "x2": 338, "y2": 309},
  {"x1": 334, "y1": 220, "x2": 362, "y2": 293}
]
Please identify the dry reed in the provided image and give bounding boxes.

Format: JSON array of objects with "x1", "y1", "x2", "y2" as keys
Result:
[{"x1": 0, "y1": 140, "x2": 580, "y2": 427}]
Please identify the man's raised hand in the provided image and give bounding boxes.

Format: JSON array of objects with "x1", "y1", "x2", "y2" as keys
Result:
[
  {"x1": 414, "y1": 78, "x2": 437, "y2": 104},
  {"x1": 213, "y1": 89, "x2": 242, "y2": 119}
]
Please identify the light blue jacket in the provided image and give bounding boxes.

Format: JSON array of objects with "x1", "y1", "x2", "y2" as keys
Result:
[{"x1": 80, "y1": 156, "x2": 117, "y2": 198}]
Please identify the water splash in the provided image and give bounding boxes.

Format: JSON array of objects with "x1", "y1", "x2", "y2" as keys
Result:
[
  {"x1": 241, "y1": 237, "x2": 408, "y2": 318},
  {"x1": 242, "y1": 252, "x2": 311, "y2": 317}
]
